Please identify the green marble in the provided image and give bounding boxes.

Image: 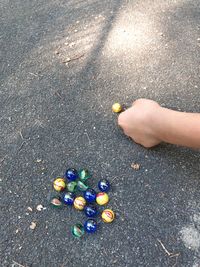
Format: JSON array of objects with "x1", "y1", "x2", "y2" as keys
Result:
[
  {"x1": 78, "y1": 169, "x2": 91, "y2": 182},
  {"x1": 48, "y1": 191, "x2": 62, "y2": 208},
  {"x1": 67, "y1": 181, "x2": 77, "y2": 192},
  {"x1": 77, "y1": 180, "x2": 88, "y2": 191},
  {"x1": 72, "y1": 223, "x2": 85, "y2": 238}
]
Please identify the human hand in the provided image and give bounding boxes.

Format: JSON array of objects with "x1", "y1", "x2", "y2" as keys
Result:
[{"x1": 118, "y1": 99, "x2": 162, "y2": 148}]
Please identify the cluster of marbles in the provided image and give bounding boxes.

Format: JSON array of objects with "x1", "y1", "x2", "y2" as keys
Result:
[{"x1": 49, "y1": 168, "x2": 115, "y2": 238}]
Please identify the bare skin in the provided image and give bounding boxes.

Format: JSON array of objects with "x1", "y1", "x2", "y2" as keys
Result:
[{"x1": 118, "y1": 99, "x2": 200, "y2": 149}]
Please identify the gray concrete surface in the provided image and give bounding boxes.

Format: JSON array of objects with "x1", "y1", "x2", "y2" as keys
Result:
[{"x1": 0, "y1": 0, "x2": 200, "y2": 266}]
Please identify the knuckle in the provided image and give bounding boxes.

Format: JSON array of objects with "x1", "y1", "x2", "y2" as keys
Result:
[{"x1": 132, "y1": 98, "x2": 146, "y2": 106}]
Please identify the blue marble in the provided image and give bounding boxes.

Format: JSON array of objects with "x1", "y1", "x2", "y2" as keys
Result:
[
  {"x1": 84, "y1": 205, "x2": 98, "y2": 217},
  {"x1": 65, "y1": 168, "x2": 79, "y2": 181},
  {"x1": 62, "y1": 192, "x2": 75, "y2": 205},
  {"x1": 84, "y1": 219, "x2": 97, "y2": 233},
  {"x1": 98, "y1": 179, "x2": 110, "y2": 192},
  {"x1": 84, "y1": 189, "x2": 96, "y2": 203}
]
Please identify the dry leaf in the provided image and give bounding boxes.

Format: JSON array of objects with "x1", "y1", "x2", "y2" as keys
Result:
[
  {"x1": 30, "y1": 222, "x2": 37, "y2": 230},
  {"x1": 27, "y1": 207, "x2": 33, "y2": 212},
  {"x1": 36, "y1": 204, "x2": 44, "y2": 211},
  {"x1": 131, "y1": 163, "x2": 140, "y2": 170}
]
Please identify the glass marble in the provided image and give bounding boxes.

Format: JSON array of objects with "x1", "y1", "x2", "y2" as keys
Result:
[
  {"x1": 112, "y1": 103, "x2": 122, "y2": 113},
  {"x1": 74, "y1": 196, "x2": 86, "y2": 210},
  {"x1": 84, "y1": 219, "x2": 97, "y2": 233},
  {"x1": 48, "y1": 192, "x2": 63, "y2": 208},
  {"x1": 78, "y1": 169, "x2": 91, "y2": 182},
  {"x1": 98, "y1": 179, "x2": 110, "y2": 192},
  {"x1": 101, "y1": 209, "x2": 115, "y2": 223},
  {"x1": 84, "y1": 205, "x2": 98, "y2": 217},
  {"x1": 67, "y1": 181, "x2": 77, "y2": 192},
  {"x1": 84, "y1": 189, "x2": 96, "y2": 203},
  {"x1": 77, "y1": 180, "x2": 88, "y2": 192},
  {"x1": 72, "y1": 223, "x2": 85, "y2": 238},
  {"x1": 50, "y1": 197, "x2": 63, "y2": 208},
  {"x1": 96, "y1": 192, "x2": 109, "y2": 205},
  {"x1": 53, "y1": 177, "x2": 66, "y2": 192},
  {"x1": 62, "y1": 192, "x2": 75, "y2": 205},
  {"x1": 65, "y1": 168, "x2": 79, "y2": 181}
]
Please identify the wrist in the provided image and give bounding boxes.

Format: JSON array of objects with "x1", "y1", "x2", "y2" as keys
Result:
[
  {"x1": 154, "y1": 107, "x2": 200, "y2": 148},
  {"x1": 152, "y1": 107, "x2": 170, "y2": 142}
]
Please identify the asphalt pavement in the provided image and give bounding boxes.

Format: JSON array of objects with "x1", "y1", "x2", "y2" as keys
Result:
[{"x1": 0, "y1": 0, "x2": 200, "y2": 266}]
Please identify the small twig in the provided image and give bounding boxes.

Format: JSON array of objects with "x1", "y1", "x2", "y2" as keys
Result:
[
  {"x1": 171, "y1": 253, "x2": 180, "y2": 267},
  {"x1": 157, "y1": 239, "x2": 172, "y2": 256},
  {"x1": 18, "y1": 141, "x2": 26, "y2": 152},
  {"x1": 19, "y1": 130, "x2": 24, "y2": 140},
  {"x1": 157, "y1": 239, "x2": 179, "y2": 258},
  {"x1": 84, "y1": 131, "x2": 91, "y2": 144},
  {"x1": 28, "y1": 72, "x2": 38, "y2": 77},
  {"x1": 69, "y1": 53, "x2": 84, "y2": 62},
  {"x1": 12, "y1": 260, "x2": 26, "y2": 267},
  {"x1": 170, "y1": 253, "x2": 180, "y2": 258},
  {"x1": 63, "y1": 54, "x2": 84, "y2": 63},
  {"x1": 55, "y1": 91, "x2": 62, "y2": 99}
]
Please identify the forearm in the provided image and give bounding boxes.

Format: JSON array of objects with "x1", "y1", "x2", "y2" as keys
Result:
[{"x1": 156, "y1": 107, "x2": 200, "y2": 149}]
